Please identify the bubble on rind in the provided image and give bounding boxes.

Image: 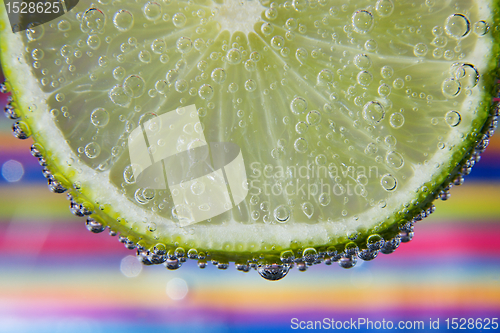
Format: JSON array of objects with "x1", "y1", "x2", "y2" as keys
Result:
[{"x1": 258, "y1": 264, "x2": 290, "y2": 280}]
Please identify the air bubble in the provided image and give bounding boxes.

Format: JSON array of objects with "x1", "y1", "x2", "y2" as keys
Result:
[
  {"x1": 306, "y1": 110, "x2": 321, "y2": 126},
  {"x1": 444, "y1": 14, "x2": 470, "y2": 39},
  {"x1": 319, "y1": 193, "x2": 331, "y2": 206},
  {"x1": 317, "y1": 69, "x2": 334, "y2": 85},
  {"x1": 375, "y1": 0, "x2": 394, "y2": 17},
  {"x1": 198, "y1": 84, "x2": 214, "y2": 100},
  {"x1": 362, "y1": 101, "x2": 385, "y2": 124},
  {"x1": 211, "y1": 68, "x2": 226, "y2": 84},
  {"x1": 109, "y1": 85, "x2": 132, "y2": 107},
  {"x1": 413, "y1": 43, "x2": 428, "y2": 57},
  {"x1": 85, "y1": 142, "x2": 101, "y2": 159},
  {"x1": 354, "y1": 54, "x2": 371, "y2": 70},
  {"x1": 294, "y1": 138, "x2": 308, "y2": 153},
  {"x1": 357, "y1": 71, "x2": 373, "y2": 86},
  {"x1": 441, "y1": 78, "x2": 461, "y2": 97},
  {"x1": 473, "y1": 21, "x2": 489, "y2": 36},
  {"x1": 290, "y1": 97, "x2": 307, "y2": 114},
  {"x1": 91, "y1": 108, "x2": 109, "y2": 127},
  {"x1": 151, "y1": 39, "x2": 166, "y2": 54},
  {"x1": 244, "y1": 80, "x2": 257, "y2": 92},
  {"x1": 81, "y1": 8, "x2": 105, "y2": 33},
  {"x1": 124, "y1": 75, "x2": 146, "y2": 98},
  {"x1": 378, "y1": 83, "x2": 391, "y2": 97},
  {"x1": 381, "y1": 174, "x2": 397, "y2": 191},
  {"x1": 352, "y1": 10, "x2": 374, "y2": 34},
  {"x1": 380, "y1": 65, "x2": 393, "y2": 78},
  {"x1": 295, "y1": 121, "x2": 308, "y2": 134},
  {"x1": 143, "y1": 1, "x2": 162, "y2": 21},
  {"x1": 389, "y1": 112, "x2": 404, "y2": 128},
  {"x1": 301, "y1": 202, "x2": 314, "y2": 219},
  {"x1": 445, "y1": 110, "x2": 461, "y2": 127},
  {"x1": 274, "y1": 205, "x2": 291, "y2": 223},
  {"x1": 271, "y1": 36, "x2": 285, "y2": 50},
  {"x1": 226, "y1": 48, "x2": 241, "y2": 64},
  {"x1": 176, "y1": 37, "x2": 192, "y2": 53},
  {"x1": 172, "y1": 13, "x2": 187, "y2": 28},
  {"x1": 113, "y1": 10, "x2": 133, "y2": 31},
  {"x1": 386, "y1": 151, "x2": 404, "y2": 169}
]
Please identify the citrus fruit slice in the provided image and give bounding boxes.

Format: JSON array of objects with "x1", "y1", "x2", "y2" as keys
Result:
[{"x1": 1, "y1": 0, "x2": 499, "y2": 280}]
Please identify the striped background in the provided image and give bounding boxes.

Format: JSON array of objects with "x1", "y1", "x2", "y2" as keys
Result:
[{"x1": 0, "y1": 69, "x2": 499, "y2": 332}]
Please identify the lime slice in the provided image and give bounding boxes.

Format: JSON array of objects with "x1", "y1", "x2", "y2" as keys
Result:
[{"x1": 1, "y1": 0, "x2": 499, "y2": 280}]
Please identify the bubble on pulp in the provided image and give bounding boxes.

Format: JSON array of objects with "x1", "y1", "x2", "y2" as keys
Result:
[
  {"x1": 295, "y1": 121, "x2": 308, "y2": 134},
  {"x1": 375, "y1": 0, "x2": 394, "y2": 17},
  {"x1": 301, "y1": 202, "x2": 314, "y2": 219},
  {"x1": 317, "y1": 69, "x2": 334, "y2": 85},
  {"x1": 176, "y1": 37, "x2": 193, "y2": 53},
  {"x1": 473, "y1": 20, "x2": 490, "y2": 36},
  {"x1": 113, "y1": 9, "x2": 134, "y2": 31},
  {"x1": 352, "y1": 10, "x2": 374, "y2": 34},
  {"x1": 271, "y1": 36, "x2": 285, "y2": 50},
  {"x1": 413, "y1": 43, "x2": 428, "y2": 57},
  {"x1": 244, "y1": 79, "x2": 257, "y2": 92},
  {"x1": 354, "y1": 54, "x2": 372, "y2": 70},
  {"x1": 380, "y1": 65, "x2": 393, "y2": 78},
  {"x1": 362, "y1": 101, "x2": 385, "y2": 124},
  {"x1": 442, "y1": 78, "x2": 461, "y2": 97},
  {"x1": 296, "y1": 47, "x2": 308, "y2": 64},
  {"x1": 81, "y1": 8, "x2": 106, "y2": 33},
  {"x1": 227, "y1": 48, "x2": 242, "y2": 64},
  {"x1": 389, "y1": 112, "x2": 404, "y2": 128},
  {"x1": 90, "y1": 108, "x2": 110, "y2": 127},
  {"x1": 113, "y1": 66, "x2": 125, "y2": 80},
  {"x1": 319, "y1": 193, "x2": 331, "y2": 206},
  {"x1": 386, "y1": 151, "x2": 404, "y2": 169},
  {"x1": 378, "y1": 83, "x2": 391, "y2": 97},
  {"x1": 306, "y1": 110, "x2": 321, "y2": 126},
  {"x1": 124, "y1": 75, "x2": 146, "y2": 98},
  {"x1": 166, "y1": 277, "x2": 188, "y2": 300},
  {"x1": 290, "y1": 97, "x2": 308, "y2": 114},
  {"x1": 294, "y1": 138, "x2": 308, "y2": 153},
  {"x1": 143, "y1": 1, "x2": 162, "y2": 21},
  {"x1": 445, "y1": 14, "x2": 470, "y2": 39},
  {"x1": 274, "y1": 205, "x2": 291, "y2": 223},
  {"x1": 211, "y1": 68, "x2": 226, "y2": 84},
  {"x1": 381, "y1": 174, "x2": 397, "y2": 191},
  {"x1": 292, "y1": 0, "x2": 308, "y2": 12},
  {"x1": 109, "y1": 85, "x2": 132, "y2": 107},
  {"x1": 357, "y1": 71, "x2": 373, "y2": 86},
  {"x1": 198, "y1": 84, "x2": 214, "y2": 100},
  {"x1": 172, "y1": 12, "x2": 187, "y2": 27},
  {"x1": 85, "y1": 142, "x2": 101, "y2": 159},
  {"x1": 1, "y1": 160, "x2": 24, "y2": 182},
  {"x1": 454, "y1": 63, "x2": 479, "y2": 89},
  {"x1": 445, "y1": 110, "x2": 462, "y2": 127}
]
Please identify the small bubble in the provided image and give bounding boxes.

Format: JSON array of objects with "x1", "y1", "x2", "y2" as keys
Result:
[
  {"x1": 271, "y1": 36, "x2": 285, "y2": 50},
  {"x1": 413, "y1": 43, "x2": 428, "y2": 57},
  {"x1": 357, "y1": 71, "x2": 373, "y2": 86},
  {"x1": 352, "y1": 10, "x2": 374, "y2": 34},
  {"x1": 113, "y1": 10, "x2": 133, "y2": 31},
  {"x1": 211, "y1": 68, "x2": 226, "y2": 84},
  {"x1": 295, "y1": 47, "x2": 308, "y2": 64},
  {"x1": 306, "y1": 110, "x2": 321, "y2": 126},
  {"x1": 473, "y1": 20, "x2": 490, "y2": 36},
  {"x1": 381, "y1": 174, "x2": 397, "y2": 191},
  {"x1": 295, "y1": 121, "x2": 308, "y2": 134},
  {"x1": 124, "y1": 75, "x2": 145, "y2": 98},
  {"x1": 244, "y1": 79, "x2": 257, "y2": 92},
  {"x1": 393, "y1": 78, "x2": 404, "y2": 89},
  {"x1": 143, "y1": 1, "x2": 162, "y2": 21},
  {"x1": 362, "y1": 101, "x2": 385, "y2": 124},
  {"x1": 441, "y1": 78, "x2": 461, "y2": 97},
  {"x1": 445, "y1": 110, "x2": 461, "y2": 127},
  {"x1": 380, "y1": 65, "x2": 393, "y2": 78},
  {"x1": 85, "y1": 142, "x2": 101, "y2": 159},
  {"x1": 198, "y1": 84, "x2": 213, "y2": 100},
  {"x1": 354, "y1": 54, "x2": 372, "y2": 70},
  {"x1": 378, "y1": 83, "x2": 391, "y2": 97},
  {"x1": 317, "y1": 69, "x2": 334, "y2": 85},
  {"x1": 274, "y1": 205, "x2": 291, "y2": 223},
  {"x1": 301, "y1": 202, "x2": 314, "y2": 219},
  {"x1": 90, "y1": 108, "x2": 109, "y2": 127},
  {"x1": 294, "y1": 138, "x2": 308, "y2": 153},
  {"x1": 389, "y1": 112, "x2": 404, "y2": 128},
  {"x1": 444, "y1": 14, "x2": 470, "y2": 39},
  {"x1": 176, "y1": 37, "x2": 192, "y2": 53},
  {"x1": 386, "y1": 151, "x2": 404, "y2": 168},
  {"x1": 375, "y1": 0, "x2": 394, "y2": 17},
  {"x1": 151, "y1": 39, "x2": 166, "y2": 54},
  {"x1": 81, "y1": 8, "x2": 105, "y2": 33},
  {"x1": 172, "y1": 13, "x2": 187, "y2": 28},
  {"x1": 364, "y1": 39, "x2": 378, "y2": 51},
  {"x1": 226, "y1": 48, "x2": 241, "y2": 64},
  {"x1": 290, "y1": 97, "x2": 308, "y2": 114}
]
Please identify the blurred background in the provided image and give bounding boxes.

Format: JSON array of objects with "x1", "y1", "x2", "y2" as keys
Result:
[{"x1": 0, "y1": 66, "x2": 499, "y2": 333}]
